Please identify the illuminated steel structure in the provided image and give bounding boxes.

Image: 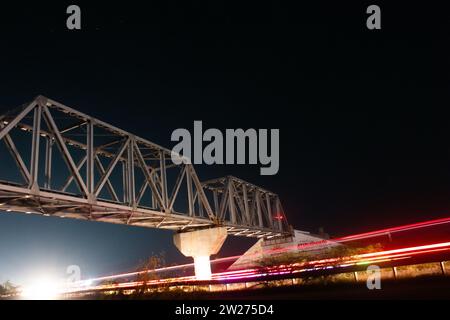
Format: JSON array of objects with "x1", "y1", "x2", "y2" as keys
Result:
[{"x1": 0, "y1": 96, "x2": 291, "y2": 238}]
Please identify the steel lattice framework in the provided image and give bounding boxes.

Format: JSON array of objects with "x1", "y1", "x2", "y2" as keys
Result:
[{"x1": 0, "y1": 96, "x2": 291, "y2": 238}]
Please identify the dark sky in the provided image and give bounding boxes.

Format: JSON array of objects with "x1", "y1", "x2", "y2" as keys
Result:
[{"x1": 1, "y1": 1, "x2": 450, "y2": 284}]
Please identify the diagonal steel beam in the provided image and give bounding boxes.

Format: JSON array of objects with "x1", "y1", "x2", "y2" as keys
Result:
[
  {"x1": 0, "y1": 100, "x2": 37, "y2": 141},
  {"x1": 42, "y1": 105, "x2": 89, "y2": 197},
  {"x1": 186, "y1": 164, "x2": 215, "y2": 221},
  {"x1": 218, "y1": 184, "x2": 229, "y2": 221},
  {"x1": 62, "y1": 156, "x2": 87, "y2": 192},
  {"x1": 168, "y1": 165, "x2": 186, "y2": 211},
  {"x1": 96, "y1": 138, "x2": 126, "y2": 151},
  {"x1": 60, "y1": 121, "x2": 86, "y2": 134},
  {"x1": 94, "y1": 155, "x2": 119, "y2": 202},
  {"x1": 0, "y1": 123, "x2": 31, "y2": 184},
  {"x1": 133, "y1": 140, "x2": 166, "y2": 210},
  {"x1": 136, "y1": 181, "x2": 148, "y2": 206},
  {"x1": 94, "y1": 140, "x2": 129, "y2": 197}
]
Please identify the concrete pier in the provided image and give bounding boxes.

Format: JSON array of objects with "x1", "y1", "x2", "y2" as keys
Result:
[{"x1": 174, "y1": 227, "x2": 228, "y2": 280}]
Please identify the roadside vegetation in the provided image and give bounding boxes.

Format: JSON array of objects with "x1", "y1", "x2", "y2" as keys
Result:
[{"x1": 0, "y1": 281, "x2": 18, "y2": 297}]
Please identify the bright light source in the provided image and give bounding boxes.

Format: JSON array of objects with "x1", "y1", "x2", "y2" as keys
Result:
[
  {"x1": 82, "y1": 279, "x2": 93, "y2": 287},
  {"x1": 20, "y1": 277, "x2": 62, "y2": 300},
  {"x1": 71, "y1": 279, "x2": 93, "y2": 288},
  {"x1": 193, "y1": 256, "x2": 212, "y2": 280}
]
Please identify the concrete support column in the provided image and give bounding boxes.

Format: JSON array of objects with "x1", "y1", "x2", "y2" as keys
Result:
[{"x1": 174, "y1": 227, "x2": 228, "y2": 280}]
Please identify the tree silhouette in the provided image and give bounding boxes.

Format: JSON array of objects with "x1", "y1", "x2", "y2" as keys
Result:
[{"x1": 133, "y1": 252, "x2": 166, "y2": 298}]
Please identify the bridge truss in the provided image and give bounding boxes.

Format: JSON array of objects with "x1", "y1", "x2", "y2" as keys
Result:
[{"x1": 0, "y1": 96, "x2": 291, "y2": 238}]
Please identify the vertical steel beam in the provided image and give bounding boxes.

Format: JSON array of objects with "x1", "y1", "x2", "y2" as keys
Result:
[
  {"x1": 228, "y1": 179, "x2": 237, "y2": 224},
  {"x1": 122, "y1": 160, "x2": 128, "y2": 203},
  {"x1": 151, "y1": 182, "x2": 156, "y2": 208},
  {"x1": 276, "y1": 198, "x2": 282, "y2": 230},
  {"x1": 213, "y1": 190, "x2": 219, "y2": 216},
  {"x1": 86, "y1": 120, "x2": 95, "y2": 200},
  {"x1": 265, "y1": 193, "x2": 273, "y2": 228},
  {"x1": 255, "y1": 189, "x2": 263, "y2": 228},
  {"x1": 29, "y1": 105, "x2": 42, "y2": 189},
  {"x1": 160, "y1": 152, "x2": 168, "y2": 209},
  {"x1": 44, "y1": 137, "x2": 53, "y2": 189},
  {"x1": 127, "y1": 138, "x2": 135, "y2": 206},
  {"x1": 242, "y1": 184, "x2": 251, "y2": 225},
  {"x1": 198, "y1": 198, "x2": 204, "y2": 217},
  {"x1": 186, "y1": 166, "x2": 194, "y2": 216}
]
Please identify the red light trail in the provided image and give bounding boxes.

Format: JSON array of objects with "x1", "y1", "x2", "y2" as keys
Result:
[
  {"x1": 70, "y1": 215, "x2": 450, "y2": 289},
  {"x1": 65, "y1": 240, "x2": 450, "y2": 294}
]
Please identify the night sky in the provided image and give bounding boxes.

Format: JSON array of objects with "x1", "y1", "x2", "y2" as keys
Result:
[{"x1": 1, "y1": 2, "x2": 450, "y2": 284}]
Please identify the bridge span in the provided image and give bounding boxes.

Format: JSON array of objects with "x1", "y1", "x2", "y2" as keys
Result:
[{"x1": 0, "y1": 96, "x2": 292, "y2": 279}]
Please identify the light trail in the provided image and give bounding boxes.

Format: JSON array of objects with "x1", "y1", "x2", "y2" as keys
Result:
[
  {"x1": 204, "y1": 241, "x2": 450, "y2": 282},
  {"x1": 66, "y1": 240, "x2": 450, "y2": 294},
  {"x1": 76, "y1": 262, "x2": 196, "y2": 283},
  {"x1": 336, "y1": 216, "x2": 450, "y2": 241},
  {"x1": 357, "y1": 241, "x2": 450, "y2": 258},
  {"x1": 263, "y1": 216, "x2": 450, "y2": 257},
  {"x1": 73, "y1": 215, "x2": 450, "y2": 287}
]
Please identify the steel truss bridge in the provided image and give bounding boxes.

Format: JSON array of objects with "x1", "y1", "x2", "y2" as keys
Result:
[{"x1": 0, "y1": 96, "x2": 291, "y2": 238}]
